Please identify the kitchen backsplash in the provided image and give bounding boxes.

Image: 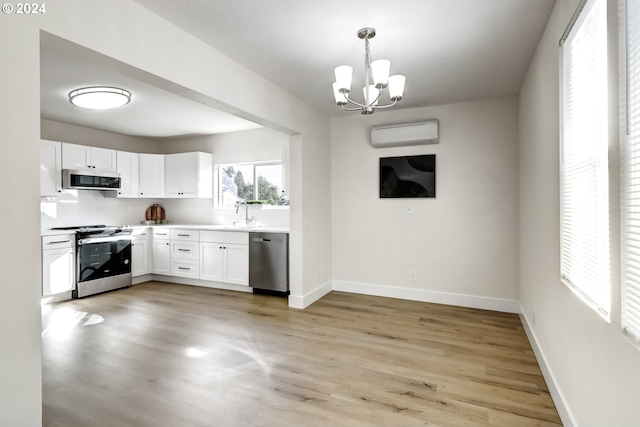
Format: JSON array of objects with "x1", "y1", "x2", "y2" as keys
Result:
[
  {"x1": 162, "y1": 198, "x2": 290, "y2": 227},
  {"x1": 40, "y1": 191, "x2": 289, "y2": 229}
]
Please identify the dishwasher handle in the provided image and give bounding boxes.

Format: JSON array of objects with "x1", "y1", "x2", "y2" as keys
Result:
[{"x1": 252, "y1": 237, "x2": 272, "y2": 242}]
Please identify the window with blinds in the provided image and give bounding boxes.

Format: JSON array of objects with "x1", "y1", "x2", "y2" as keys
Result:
[
  {"x1": 621, "y1": 0, "x2": 640, "y2": 343},
  {"x1": 560, "y1": 0, "x2": 610, "y2": 319}
]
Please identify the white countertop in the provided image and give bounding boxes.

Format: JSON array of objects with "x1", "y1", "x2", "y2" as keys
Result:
[
  {"x1": 42, "y1": 224, "x2": 289, "y2": 236},
  {"x1": 41, "y1": 229, "x2": 77, "y2": 237},
  {"x1": 148, "y1": 224, "x2": 289, "y2": 233}
]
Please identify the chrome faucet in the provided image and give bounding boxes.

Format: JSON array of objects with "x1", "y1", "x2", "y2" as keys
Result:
[{"x1": 235, "y1": 200, "x2": 253, "y2": 225}]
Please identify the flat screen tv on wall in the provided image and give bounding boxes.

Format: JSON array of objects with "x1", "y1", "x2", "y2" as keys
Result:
[{"x1": 379, "y1": 154, "x2": 436, "y2": 198}]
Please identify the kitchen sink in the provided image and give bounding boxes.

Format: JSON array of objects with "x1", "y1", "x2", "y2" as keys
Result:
[{"x1": 222, "y1": 224, "x2": 261, "y2": 230}]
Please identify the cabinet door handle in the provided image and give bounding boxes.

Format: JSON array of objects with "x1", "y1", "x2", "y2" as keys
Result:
[
  {"x1": 177, "y1": 234, "x2": 190, "y2": 237},
  {"x1": 178, "y1": 249, "x2": 191, "y2": 252},
  {"x1": 178, "y1": 267, "x2": 191, "y2": 271},
  {"x1": 47, "y1": 240, "x2": 71, "y2": 245}
]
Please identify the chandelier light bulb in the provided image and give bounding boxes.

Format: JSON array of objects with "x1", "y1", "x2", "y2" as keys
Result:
[
  {"x1": 371, "y1": 59, "x2": 391, "y2": 88},
  {"x1": 332, "y1": 82, "x2": 348, "y2": 105},
  {"x1": 363, "y1": 85, "x2": 380, "y2": 106},
  {"x1": 388, "y1": 75, "x2": 406, "y2": 101},
  {"x1": 334, "y1": 65, "x2": 353, "y2": 93}
]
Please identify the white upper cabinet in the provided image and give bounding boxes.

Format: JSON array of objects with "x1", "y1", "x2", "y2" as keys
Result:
[
  {"x1": 62, "y1": 143, "x2": 117, "y2": 173},
  {"x1": 139, "y1": 153, "x2": 165, "y2": 198},
  {"x1": 164, "y1": 152, "x2": 212, "y2": 198},
  {"x1": 40, "y1": 140, "x2": 62, "y2": 196},
  {"x1": 116, "y1": 151, "x2": 139, "y2": 198}
]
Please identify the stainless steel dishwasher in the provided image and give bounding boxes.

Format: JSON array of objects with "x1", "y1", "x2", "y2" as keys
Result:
[{"x1": 249, "y1": 232, "x2": 289, "y2": 294}]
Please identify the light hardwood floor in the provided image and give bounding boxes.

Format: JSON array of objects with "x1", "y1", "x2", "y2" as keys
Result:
[{"x1": 42, "y1": 282, "x2": 561, "y2": 427}]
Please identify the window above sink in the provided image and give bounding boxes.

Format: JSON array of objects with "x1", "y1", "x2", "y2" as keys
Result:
[{"x1": 215, "y1": 161, "x2": 288, "y2": 209}]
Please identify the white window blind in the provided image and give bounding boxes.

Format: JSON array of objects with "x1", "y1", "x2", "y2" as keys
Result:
[
  {"x1": 560, "y1": 0, "x2": 610, "y2": 318},
  {"x1": 621, "y1": 0, "x2": 640, "y2": 343}
]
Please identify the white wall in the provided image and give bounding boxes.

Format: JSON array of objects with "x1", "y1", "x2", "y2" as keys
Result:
[
  {"x1": 0, "y1": 15, "x2": 42, "y2": 427},
  {"x1": 331, "y1": 97, "x2": 519, "y2": 311},
  {"x1": 158, "y1": 127, "x2": 286, "y2": 162},
  {"x1": 41, "y1": 119, "x2": 160, "y2": 153},
  {"x1": 519, "y1": 0, "x2": 640, "y2": 426},
  {"x1": 2, "y1": 1, "x2": 331, "y2": 424}
]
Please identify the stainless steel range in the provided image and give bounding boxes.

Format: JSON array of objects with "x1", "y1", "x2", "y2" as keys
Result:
[{"x1": 51, "y1": 225, "x2": 133, "y2": 298}]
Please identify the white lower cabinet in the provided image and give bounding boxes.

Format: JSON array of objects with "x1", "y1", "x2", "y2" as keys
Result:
[
  {"x1": 221, "y1": 243, "x2": 249, "y2": 286},
  {"x1": 42, "y1": 234, "x2": 75, "y2": 296},
  {"x1": 147, "y1": 228, "x2": 250, "y2": 286},
  {"x1": 170, "y1": 229, "x2": 200, "y2": 278},
  {"x1": 200, "y1": 231, "x2": 248, "y2": 286},
  {"x1": 171, "y1": 259, "x2": 199, "y2": 279},
  {"x1": 200, "y1": 243, "x2": 225, "y2": 282},
  {"x1": 131, "y1": 230, "x2": 151, "y2": 277},
  {"x1": 152, "y1": 238, "x2": 171, "y2": 275}
]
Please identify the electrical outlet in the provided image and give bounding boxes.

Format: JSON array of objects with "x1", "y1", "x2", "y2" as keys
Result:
[
  {"x1": 409, "y1": 270, "x2": 416, "y2": 282},
  {"x1": 532, "y1": 309, "x2": 536, "y2": 325},
  {"x1": 127, "y1": 205, "x2": 133, "y2": 213},
  {"x1": 405, "y1": 207, "x2": 414, "y2": 215}
]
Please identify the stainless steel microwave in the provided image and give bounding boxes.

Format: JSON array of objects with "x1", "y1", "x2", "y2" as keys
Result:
[{"x1": 62, "y1": 169, "x2": 121, "y2": 191}]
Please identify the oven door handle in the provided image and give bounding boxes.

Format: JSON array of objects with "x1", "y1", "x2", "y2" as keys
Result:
[{"x1": 78, "y1": 236, "x2": 132, "y2": 245}]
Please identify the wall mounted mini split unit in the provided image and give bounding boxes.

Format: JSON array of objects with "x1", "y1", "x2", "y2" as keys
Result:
[{"x1": 370, "y1": 119, "x2": 439, "y2": 148}]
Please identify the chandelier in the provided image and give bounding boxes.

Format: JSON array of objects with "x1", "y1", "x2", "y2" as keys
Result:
[{"x1": 332, "y1": 28, "x2": 406, "y2": 115}]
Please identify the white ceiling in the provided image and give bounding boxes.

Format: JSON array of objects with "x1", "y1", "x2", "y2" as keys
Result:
[
  {"x1": 41, "y1": 0, "x2": 556, "y2": 138},
  {"x1": 40, "y1": 39, "x2": 262, "y2": 138}
]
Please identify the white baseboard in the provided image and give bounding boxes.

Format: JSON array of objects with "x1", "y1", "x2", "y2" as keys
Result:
[
  {"x1": 519, "y1": 307, "x2": 576, "y2": 427},
  {"x1": 288, "y1": 280, "x2": 332, "y2": 309},
  {"x1": 332, "y1": 280, "x2": 520, "y2": 313},
  {"x1": 132, "y1": 274, "x2": 153, "y2": 285}
]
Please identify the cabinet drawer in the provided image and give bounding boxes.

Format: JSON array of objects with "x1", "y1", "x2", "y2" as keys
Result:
[
  {"x1": 171, "y1": 259, "x2": 199, "y2": 279},
  {"x1": 152, "y1": 229, "x2": 171, "y2": 239},
  {"x1": 42, "y1": 234, "x2": 75, "y2": 250},
  {"x1": 200, "y1": 231, "x2": 248, "y2": 245},
  {"x1": 171, "y1": 242, "x2": 199, "y2": 260},
  {"x1": 171, "y1": 229, "x2": 200, "y2": 241},
  {"x1": 132, "y1": 228, "x2": 150, "y2": 237}
]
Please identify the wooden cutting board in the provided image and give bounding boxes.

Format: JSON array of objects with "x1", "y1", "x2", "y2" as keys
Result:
[{"x1": 145, "y1": 204, "x2": 165, "y2": 221}]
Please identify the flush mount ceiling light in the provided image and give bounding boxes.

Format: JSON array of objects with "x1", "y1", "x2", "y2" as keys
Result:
[
  {"x1": 68, "y1": 86, "x2": 131, "y2": 110},
  {"x1": 332, "y1": 27, "x2": 406, "y2": 115}
]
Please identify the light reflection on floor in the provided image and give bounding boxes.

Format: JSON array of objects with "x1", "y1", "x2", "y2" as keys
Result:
[
  {"x1": 42, "y1": 299, "x2": 272, "y2": 384},
  {"x1": 41, "y1": 302, "x2": 105, "y2": 338},
  {"x1": 183, "y1": 333, "x2": 273, "y2": 383}
]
